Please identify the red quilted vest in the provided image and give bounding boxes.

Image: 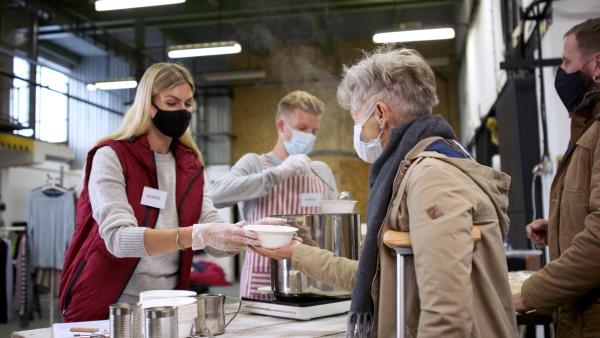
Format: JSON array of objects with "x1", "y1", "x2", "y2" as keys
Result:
[{"x1": 59, "y1": 134, "x2": 204, "y2": 322}]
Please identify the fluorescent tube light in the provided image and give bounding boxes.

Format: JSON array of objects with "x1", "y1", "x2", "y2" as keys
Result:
[
  {"x1": 95, "y1": 0, "x2": 185, "y2": 11},
  {"x1": 89, "y1": 78, "x2": 137, "y2": 90},
  {"x1": 373, "y1": 28, "x2": 455, "y2": 43},
  {"x1": 167, "y1": 41, "x2": 242, "y2": 58},
  {"x1": 202, "y1": 69, "x2": 266, "y2": 82}
]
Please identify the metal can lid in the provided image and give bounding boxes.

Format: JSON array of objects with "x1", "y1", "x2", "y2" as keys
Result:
[
  {"x1": 109, "y1": 302, "x2": 141, "y2": 315},
  {"x1": 144, "y1": 306, "x2": 177, "y2": 319}
]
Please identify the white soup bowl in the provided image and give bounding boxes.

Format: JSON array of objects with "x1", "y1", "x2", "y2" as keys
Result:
[
  {"x1": 244, "y1": 224, "x2": 298, "y2": 249},
  {"x1": 319, "y1": 200, "x2": 357, "y2": 213}
]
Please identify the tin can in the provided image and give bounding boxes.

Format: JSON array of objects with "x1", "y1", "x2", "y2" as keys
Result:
[
  {"x1": 109, "y1": 303, "x2": 141, "y2": 338},
  {"x1": 144, "y1": 306, "x2": 178, "y2": 338}
]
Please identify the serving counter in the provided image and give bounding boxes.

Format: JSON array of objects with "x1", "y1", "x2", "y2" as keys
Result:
[
  {"x1": 11, "y1": 304, "x2": 551, "y2": 338},
  {"x1": 11, "y1": 303, "x2": 347, "y2": 338}
]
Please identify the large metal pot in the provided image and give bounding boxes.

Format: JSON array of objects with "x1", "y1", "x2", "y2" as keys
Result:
[{"x1": 269, "y1": 213, "x2": 361, "y2": 298}]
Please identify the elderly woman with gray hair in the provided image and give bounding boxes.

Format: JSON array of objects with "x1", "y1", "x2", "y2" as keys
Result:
[{"x1": 251, "y1": 45, "x2": 518, "y2": 338}]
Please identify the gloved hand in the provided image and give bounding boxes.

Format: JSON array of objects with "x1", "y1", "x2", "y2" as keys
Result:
[
  {"x1": 278, "y1": 154, "x2": 312, "y2": 179},
  {"x1": 252, "y1": 217, "x2": 302, "y2": 239},
  {"x1": 192, "y1": 222, "x2": 261, "y2": 252}
]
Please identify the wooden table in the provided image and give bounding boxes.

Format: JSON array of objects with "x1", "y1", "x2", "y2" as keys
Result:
[{"x1": 12, "y1": 303, "x2": 348, "y2": 338}]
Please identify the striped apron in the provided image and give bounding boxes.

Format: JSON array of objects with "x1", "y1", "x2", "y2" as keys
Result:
[{"x1": 239, "y1": 155, "x2": 327, "y2": 299}]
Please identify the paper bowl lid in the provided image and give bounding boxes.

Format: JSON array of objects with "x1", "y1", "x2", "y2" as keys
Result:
[
  {"x1": 140, "y1": 290, "x2": 196, "y2": 299},
  {"x1": 139, "y1": 297, "x2": 196, "y2": 309}
]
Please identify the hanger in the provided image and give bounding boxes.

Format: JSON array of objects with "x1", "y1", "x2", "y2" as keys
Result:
[{"x1": 40, "y1": 174, "x2": 68, "y2": 193}]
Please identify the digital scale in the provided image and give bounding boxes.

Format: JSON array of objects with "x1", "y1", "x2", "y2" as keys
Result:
[{"x1": 241, "y1": 294, "x2": 351, "y2": 320}]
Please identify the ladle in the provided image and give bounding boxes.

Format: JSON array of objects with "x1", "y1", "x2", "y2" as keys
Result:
[{"x1": 310, "y1": 168, "x2": 353, "y2": 200}]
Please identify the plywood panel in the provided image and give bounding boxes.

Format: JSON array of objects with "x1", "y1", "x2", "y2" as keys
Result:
[{"x1": 229, "y1": 38, "x2": 459, "y2": 217}]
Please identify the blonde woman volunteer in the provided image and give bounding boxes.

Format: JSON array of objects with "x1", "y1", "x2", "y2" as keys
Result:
[{"x1": 59, "y1": 63, "x2": 268, "y2": 322}]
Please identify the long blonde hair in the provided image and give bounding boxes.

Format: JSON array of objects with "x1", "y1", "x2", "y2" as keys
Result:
[{"x1": 96, "y1": 62, "x2": 203, "y2": 161}]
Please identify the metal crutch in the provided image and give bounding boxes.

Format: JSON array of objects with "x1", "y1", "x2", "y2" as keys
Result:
[
  {"x1": 383, "y1": 231, "x2": 413, "y2": 338},
  {"x1": 383, "y1": 228, "x2": 481, "y2": 338},
  {"x1": 394, "y1": 246, "x2": 413, "y2": 338}
]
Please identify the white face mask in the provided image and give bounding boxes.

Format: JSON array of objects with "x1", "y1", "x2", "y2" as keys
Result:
[
  {"x1": 282, "y1": 121, "x2": 316, "y2": 155},
  {"x1": 353, "y1": 107, "x2": 383, "y2": 163}
]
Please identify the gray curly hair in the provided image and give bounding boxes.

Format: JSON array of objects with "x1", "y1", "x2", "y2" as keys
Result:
[{"x1": 337, "y1": 45, "x2": 439, "y2": 120}]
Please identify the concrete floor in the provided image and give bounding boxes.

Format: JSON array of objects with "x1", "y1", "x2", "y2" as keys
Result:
[{"x1": 2, "y1": 293, "x2": 61, "y2": 336}]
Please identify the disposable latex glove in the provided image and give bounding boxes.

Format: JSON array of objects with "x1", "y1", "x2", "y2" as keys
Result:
[
  {"x1": 192, "y1": 222, "x2": 260, "y2": 252},
  {"x1": 278, "y1": 154, "x2": 312, "y2": 179}
]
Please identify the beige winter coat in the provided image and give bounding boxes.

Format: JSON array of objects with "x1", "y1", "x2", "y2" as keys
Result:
[
  {"x1": 521, "y1": 92, "x2": 600, "y2": 337},
  {"x1": 292, "y1": 137, "x2": 518, "y2": 337}
]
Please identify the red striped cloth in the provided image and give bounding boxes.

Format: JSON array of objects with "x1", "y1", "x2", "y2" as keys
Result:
[{"x1": 240, "y1": 156, "x2": 326, "y2": 299}]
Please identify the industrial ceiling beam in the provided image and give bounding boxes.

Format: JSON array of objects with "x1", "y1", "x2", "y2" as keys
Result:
[
  {"x1": 33, "y1": 0, "x2": 157, "y2": 70},
  {"x1": 58, "y1": 0, "x2": 460, "y2": 31},
  {"x1": 158, "y1": 28, "x2": 189, "y2": 45},
  {"x1": 37, "y1": 40, "x2": 81, "y2": 65}
]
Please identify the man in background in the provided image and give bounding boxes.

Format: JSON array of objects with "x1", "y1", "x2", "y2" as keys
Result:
[
  {"x1": 514, "y1": 18, "x2": 600, "y2": 337},
  {"x1": 210, "y1": 90, "x2": 338, "y2": 299}
]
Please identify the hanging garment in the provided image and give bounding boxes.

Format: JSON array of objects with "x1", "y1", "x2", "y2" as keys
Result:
[
  {"x1": 27, "y1": 188, "x2": 75, "y2": 270},
  {"x1": 35, "y1": 268, "x2": 61, "y2": 297},
  {"x1": 13, "y1": 234, "x2": 33, "y2": 328},
  {"x1": 239, "y1": 156, "x2": 326, "y2": 299},
  {"x1": 0, "y1": 239, "x2": 10, "y2": 323}
]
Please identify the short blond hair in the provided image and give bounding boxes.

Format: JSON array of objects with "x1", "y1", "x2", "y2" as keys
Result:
[
  {"x1": 337, "y1": 45, "x2": 438, "y2": 120},
  {"x1": 275, "y1": 90, "x2": 325, "y2": 122}
]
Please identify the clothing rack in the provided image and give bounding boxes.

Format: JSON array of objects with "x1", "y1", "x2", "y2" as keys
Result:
[
  {"x1": 0, "y1": 223, "x2": 31, "y2": 326},
  {"x1": 0, "y1": 226, "x2": 27, "y2": 232},
  {"x1": 32, "y1": 166, "x2": 69, "y2": 326},
  {"x1": 43, "y1": 170, "x2": 61, "y2": 327}
]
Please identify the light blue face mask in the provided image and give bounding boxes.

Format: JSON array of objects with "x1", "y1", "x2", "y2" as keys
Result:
[
  {"x1": 353, "y1": 107, "x2": 383, "y2": 163},
  {"x1": 282, "y1": 121, "x2": 316, "y2": 155}
]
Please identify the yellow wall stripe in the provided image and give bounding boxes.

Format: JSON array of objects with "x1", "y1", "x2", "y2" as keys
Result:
[{"x1": 0, "y1": 133, "x2": 34, "y2": 152}]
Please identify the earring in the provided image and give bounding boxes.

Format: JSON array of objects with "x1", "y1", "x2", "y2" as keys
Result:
[{"x1": 594, "y1": 75, "x2": 600, "y2": 83}]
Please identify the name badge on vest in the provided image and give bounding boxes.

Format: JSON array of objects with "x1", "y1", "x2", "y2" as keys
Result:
[
  {"x1": 141, "y1": 186, "x2": 168, "y2": 209},
  {"x1": 301, "y1": 193, "x2": 321, "y2": 207}
]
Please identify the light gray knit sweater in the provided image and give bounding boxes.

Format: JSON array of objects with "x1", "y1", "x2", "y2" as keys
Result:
[
  {"x1": 210, "y1": 152, "x2": 339, "y2": 220},
  {"x1": 89, "y1": 146, "x2": 225, "y2": 303}
]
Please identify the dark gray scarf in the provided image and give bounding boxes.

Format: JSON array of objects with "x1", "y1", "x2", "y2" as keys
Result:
[{"x1": 347, "y1": 115, "x2": 456, "y2": 337}]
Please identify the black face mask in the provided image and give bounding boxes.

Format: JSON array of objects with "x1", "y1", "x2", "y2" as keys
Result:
[
  {"x1": 151, "y1": 102, "x2": 192, "y2": 138},
  {"x1": 554, "y1": 66, "x2": 590, "y2": 113}
]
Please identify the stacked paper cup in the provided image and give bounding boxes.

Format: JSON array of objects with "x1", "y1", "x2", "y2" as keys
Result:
[
  {"x1": 139, "y1": 290, "x2": 197, "y2": 302},
  {"x1": 139, "y1": 290, "x2": 198, "y2": 338}
]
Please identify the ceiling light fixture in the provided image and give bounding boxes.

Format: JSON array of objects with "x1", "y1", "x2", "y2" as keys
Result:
[
  {"x1": 167, "y1": 41, "x2": 242, "y2": 59},
  {"x1": 95, "y1": 0, "x2": 185, "y2": 11},
  {"x1": 373, "y1": 27, "x2": 455, "y2": 43},
  {"x1": 87, "y1": 77, "x2": 137, "y2": 90}
]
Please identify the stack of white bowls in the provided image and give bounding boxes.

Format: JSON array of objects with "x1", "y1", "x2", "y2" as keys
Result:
[
  {"x1": 139, "y1": 290, "x2": 198, "y2": 338},
  {"x1": 139, "y1": 290, "x2": 197, "y2": 301}
]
